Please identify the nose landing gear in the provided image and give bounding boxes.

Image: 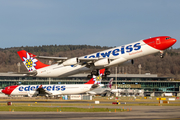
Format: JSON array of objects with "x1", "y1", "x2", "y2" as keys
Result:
[{"x1": 160, "y1": 51, "x2": 164, "y2": 58}]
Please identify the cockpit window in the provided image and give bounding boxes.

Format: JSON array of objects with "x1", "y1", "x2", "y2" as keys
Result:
[{"x1": 166, "y1": 37, "x2": 171, "y2": 40}]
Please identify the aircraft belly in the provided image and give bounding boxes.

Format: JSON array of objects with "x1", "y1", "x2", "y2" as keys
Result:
[
  {"x1": 61, "y1": 86, "x2": 90, "y2": 95},
  {"x1": 37, "y1": 65, "x2": 89, "y2": 77},
  {"x1": 56, "y1": 66, "x2": 90, "y2": 78}
]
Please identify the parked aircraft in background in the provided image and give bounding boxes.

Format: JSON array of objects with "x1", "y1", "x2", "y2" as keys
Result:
[
  {"x1": 2, "y1": 69, "x2": 105, "y2": 97},
  {"x1": 17, "y1": 36, "x2": 176, "y2": 78},
  {"x1": 87, "y1": 78, "x2": 113, "y2": 95}
]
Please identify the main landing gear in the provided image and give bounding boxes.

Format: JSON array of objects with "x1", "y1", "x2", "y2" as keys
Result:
[{"x1": 87, "y1": 69, "x2": 110, "y2": 79}]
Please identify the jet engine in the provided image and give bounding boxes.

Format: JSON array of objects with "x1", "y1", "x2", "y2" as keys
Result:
[
  {"x1": 94, "y1": 58, "x2": 110, "y2": 66},
  {"x1": 63, "y1": 58, "x2": 78, "y2": 66}
]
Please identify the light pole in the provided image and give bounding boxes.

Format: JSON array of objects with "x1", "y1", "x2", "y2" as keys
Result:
[
  {"x1": 138, "y1": 64, "x2": 142, "y2": 74},
  {"x1": 17, "y1": 62, "x2": 21, "y2": 73},
  {"x1": 116, "y1": 67, "x2": 117, "y2": 89}
]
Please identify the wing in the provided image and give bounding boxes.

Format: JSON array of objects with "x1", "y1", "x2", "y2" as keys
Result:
[
  {"x1": 63, "y1": 57, "x2": 132, "y2": 68},
  {"x1": 36, "y1": 55, "x2": 99, "y2": 65},
  {"x1": 35, "y1": 55, "x2": 131, "y2": 68}
]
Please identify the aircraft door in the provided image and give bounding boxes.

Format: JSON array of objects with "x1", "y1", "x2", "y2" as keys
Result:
[{"x1": 156, "y1": 38, "x2": 161, "y2": 45}]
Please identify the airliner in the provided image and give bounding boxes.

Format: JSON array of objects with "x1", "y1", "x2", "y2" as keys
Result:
[
  {"x1": 17, "y1": 36, "x2": 176, "y2": 78},
  {"x1": 87, "y1": 78, "x2": 113, "y2": 95},
  {"x1": 2, "y1": 69, "x2": 105, "y2": 97}
]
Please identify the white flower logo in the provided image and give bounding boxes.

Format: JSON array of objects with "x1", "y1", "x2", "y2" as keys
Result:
[
  {"x1": 93, "y1": 73, "x2": 103, "y2": 84},
  {"x1": 23, "y1": 53, "x2": 38, "y2": 72}
]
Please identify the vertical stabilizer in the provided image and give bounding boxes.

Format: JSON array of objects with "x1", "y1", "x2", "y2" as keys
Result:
[
  {"x1": 17, "y1": 50, "x2": 49, "y2": 72},
  {"x1": 85, "y1": 69, "x2": 105, "y2": 84},
  {"x1": 107, "y1": 78, "x2": 113, "y2": 89}
]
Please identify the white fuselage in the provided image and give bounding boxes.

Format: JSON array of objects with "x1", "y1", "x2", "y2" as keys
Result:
[
  {"x1": 35, "y1": 40, "x2": 158, "y2": 77},
  {"x1": 10, "y1": 84, "x2": 94, "y2": 96}
]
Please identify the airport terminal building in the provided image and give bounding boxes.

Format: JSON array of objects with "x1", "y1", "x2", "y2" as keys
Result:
[{"x1": 0, "y1": 72, "x2": 180, "y2": 97}]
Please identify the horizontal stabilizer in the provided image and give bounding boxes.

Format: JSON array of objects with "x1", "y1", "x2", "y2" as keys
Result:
[
  {"x1": 36, "y1": 56, "x2": 68, "y2": 60},
  {"x1": 10, "y1": 71, "x2": 37, "y2": 76},
  {"x1": 36, "y1": 56, "x2": 68, "y2": 63}
]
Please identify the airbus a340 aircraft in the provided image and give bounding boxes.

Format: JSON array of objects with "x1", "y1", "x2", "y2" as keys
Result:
[
  {"x1": 2, "y1": 69, "x2": 105, "y2": 97},
  {"x1": 17, "y1": 36, "x2": 176, "y2": 78}
]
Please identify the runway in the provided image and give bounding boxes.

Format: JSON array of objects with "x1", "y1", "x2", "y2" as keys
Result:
[
  {"x1": 0, "y1": 100, "x2": 174, "y2": 104},
  {"x1": 0, "y1": 106, "x2": 180, "y2": 120}
]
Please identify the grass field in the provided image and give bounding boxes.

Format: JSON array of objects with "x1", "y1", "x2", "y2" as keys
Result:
[
  {"x1": 0, "y1": 104, "x2": 127, "y2": 112},
  {"x1": 0, "y1": 96, "x2": 180, "y2": 112},
  {"x1": 0, "y1": 102, "x2": 180, "y2": 112}
]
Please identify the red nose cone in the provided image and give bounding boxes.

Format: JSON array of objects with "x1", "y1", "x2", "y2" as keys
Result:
[
  {"x1": 143, "y1": 36, "x2": 177, "y2": 50},
  {"x1": 169, "y1": 38, "x2": 177, "y2": 46},
  {"x1": 1, "y1": 88, "x2": 10, "y2": 95},
  {"x1": 1, "y1": 89, "x2": 5, "y2": 94},
  {"x1": 159, "y1": 38, "x2": 177, "y2": 50},
  {"x1": 162, "y1": 38, "x2": 177, "y2": 49},
  {"x1": 2, "y1": 85, "x2": 18, "y2": 95}
]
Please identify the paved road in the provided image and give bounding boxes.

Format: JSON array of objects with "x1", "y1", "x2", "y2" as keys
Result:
[{"x1": 0, "y1": 106, "x2": 180, "y2": 120}]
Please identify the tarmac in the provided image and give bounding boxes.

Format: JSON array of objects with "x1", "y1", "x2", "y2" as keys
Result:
[{"x1": 0, "y1": 106, "x2": 180, "y2": 120}]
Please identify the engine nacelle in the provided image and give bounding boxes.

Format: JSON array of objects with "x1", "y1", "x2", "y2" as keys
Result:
[
  {"x1": 94, "y1": 58, "x2": 110, "y2": 67},
  {"x1": 63, "y1": 58, "x2": 78, "y2": 66}
]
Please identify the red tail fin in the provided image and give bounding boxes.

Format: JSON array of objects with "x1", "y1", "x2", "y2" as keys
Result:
[
  {"x1": 17, "y1": 50, "x2": 49, "y2": 72},
  {"x1": 85, "y1": 69, "x2": 105, "y2": 84}
]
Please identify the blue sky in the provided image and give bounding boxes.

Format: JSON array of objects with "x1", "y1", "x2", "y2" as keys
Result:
[{"x1": 0, "y1": 0, "x2": 180, "y2": 48}]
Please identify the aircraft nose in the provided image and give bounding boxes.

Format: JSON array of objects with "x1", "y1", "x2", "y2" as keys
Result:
[
  {"x1": 158, "y1": 37, "x2": 177, "y2": 50},
  {"x1": 171, "y1": 38, "x2": 177, "y2": 45},
  {"x1": 166, "y1": 38, "x2": 177, "y2": 48},
  {"x1": 1, "y1": 87, "x2": 11, "y2": 95},
  {"x1": 1, "y1": 85, "x2": 18, "y2": 95},
  {"x1": 1, "y1": 89, "x2": 7, "y2": 94}
]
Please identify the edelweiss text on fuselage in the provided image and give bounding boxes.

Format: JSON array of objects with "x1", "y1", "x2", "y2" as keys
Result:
[
  {"x1": 84, "y1": 43, "x2": 141, "y2": 58},
  {"x1": 18, "y1": 85, "x2": 66, "y2": 91}
]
